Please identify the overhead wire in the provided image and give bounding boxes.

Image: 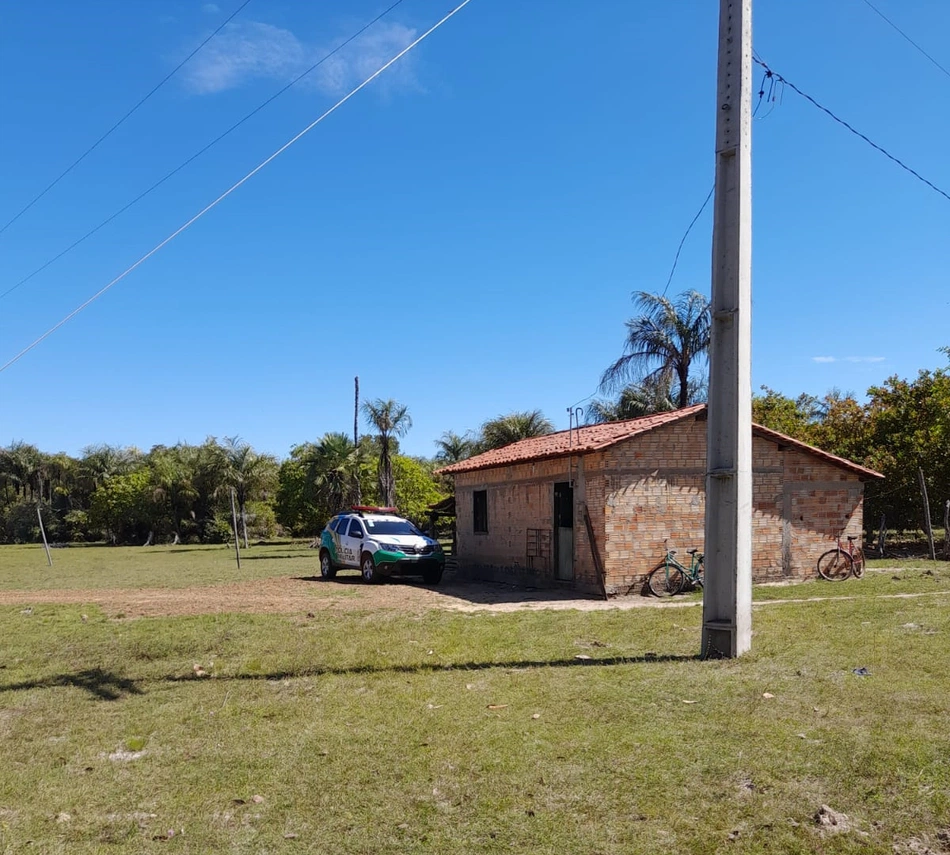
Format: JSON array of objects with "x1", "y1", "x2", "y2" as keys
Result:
[
  {"x1": 0, "y1": 0, "x2": 408, "y2": 303},
  {"x1": 753, "y1": 54, "x2": 950, "y2": 205},
  {"x1": 660, "y1": 184, "x2": 714, "y2": 298},
  {"x1": 0, "y1": 0, "x2": 253, "y2": 238},
  {"x1": 858, "y1": 0, "x2": 950, "y2": 82},
  {"x1": 0, "y1": 0, "x2": 474, "y2": 375}
]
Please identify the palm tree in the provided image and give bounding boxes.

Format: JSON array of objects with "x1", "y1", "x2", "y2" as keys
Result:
[
  {"x1": 223, "y1": 436, "x2": 278, "y2": 548},
  {"x1": 78, "y1": 444, "x2": 141, "y2": 500},
  {"x1": 586, "y1": 379, "x2": 676, "y2": 424},
  {"x1": 479, "y1": 411, "x2": 555, "y2": 451},
  {"x1": 434, "y1": 431, "x2": 474, "y2": 464},
  {"x1": 601, "y1": 290, "x2": 711, "y2": 409},
  {"x1": 148, "y1": 445, "x2": 200, "y2": 543},
  {"x1": 362, "y1": 399, "x2": 412, "y2": 508},
  {"x1": 308, "y1": 433, "x2": 361, "y2": 517},
  {"x1": 0, "y1": 441, "x2": 42, "y2": 500}
]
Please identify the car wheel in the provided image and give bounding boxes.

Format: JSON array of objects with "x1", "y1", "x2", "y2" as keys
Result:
[
  {"x1": 361, "y1": 552, "x2": 380, "y2": 584},
  {"x1": 422, "y1": 565, "x2": 443, "y2": 585},
  {"x1": 319, "y1": 549, "x2": 336, "y2": 580}
]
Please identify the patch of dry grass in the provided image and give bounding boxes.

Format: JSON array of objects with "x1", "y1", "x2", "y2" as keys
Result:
[{"x1": 1, "y1": 572, "x2": 949, "y2": 852}]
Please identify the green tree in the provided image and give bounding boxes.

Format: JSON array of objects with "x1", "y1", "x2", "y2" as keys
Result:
[
  {"x1": 0, "y1": 441, "x2": 42, "y2": 500},
  {"x1": 309, "y1": 433, "x2": 362, "y2": 517},
  {"x1": 392, "y1": 455, "x2": 447, "y2": 526},
  {"x1": 587, "y1": 379, "x2": 676, "y2": 424},
  {"x1": 865, "y1": 365, "x2": 950, "y2": 532},
  {"x1": 478, "y1": 411, "x2": 554, "y2": 451},
  {"x1": 810, "y1": 390, "x2": 873, "y2": 465},
  {"x1": 223, "y1": 436, "x2": 278, "y2": 548},
  {"x1": 362, "y1": 399, "x2": 412, "y2": 508},
  {"x1": 275, "y1": 444, "x2": 319, "y2": 536},
  {"x1": 147, "y1": 445, "x2": 200, "y2": 542},
  {"x1": 751, "y1": 386, "x2": 822, "y2": 441},
  {"x1": 434, "y1": 431, "x2": 474, "y2": 464},
  {"x1": 601, "y1": 290, "x2": 711, "y2": 409},
  {"x1": 88, "y1": 469, "x2": 153, "y2": 543}
]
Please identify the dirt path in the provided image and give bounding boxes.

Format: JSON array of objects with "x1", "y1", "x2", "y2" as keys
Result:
[{"x1": 1, "y1": 574, "x2": 948, "y2": 618}]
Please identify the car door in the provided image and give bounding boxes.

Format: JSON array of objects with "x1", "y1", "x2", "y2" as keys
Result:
[{"x1": 340, "y1": 518, "x2": 365, "y2": 568}]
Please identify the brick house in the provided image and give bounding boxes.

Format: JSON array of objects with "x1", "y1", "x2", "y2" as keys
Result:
[{"x1": 437, "y1": 405, "x2": 882, "y2": 596}]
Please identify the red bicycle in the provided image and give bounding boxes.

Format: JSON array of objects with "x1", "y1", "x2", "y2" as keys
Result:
[{"x1": 817, "y1": 535, "x2": 865, "y2": 581}]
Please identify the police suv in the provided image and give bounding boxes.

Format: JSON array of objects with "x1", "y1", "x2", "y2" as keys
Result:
[{"x1": 318, "y1": 506, "x2": 445, "y2": 585}]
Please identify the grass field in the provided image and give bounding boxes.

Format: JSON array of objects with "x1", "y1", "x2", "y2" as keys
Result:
[
  {"x1": 1, "y1": 545, "x2": 950, "y2": 853},
  {"x1": 0, "y1": 543, "x2": 314, "y2": 592}
]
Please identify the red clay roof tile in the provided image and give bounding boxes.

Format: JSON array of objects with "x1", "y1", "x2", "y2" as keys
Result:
[{"x1": 436, "y1": 404, "x2": 882, "y2": 479}]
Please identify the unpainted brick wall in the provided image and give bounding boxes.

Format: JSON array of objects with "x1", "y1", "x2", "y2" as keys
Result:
[
  {"x1": 601, "y1": 417, "x2": 865, "y2": 591},
  {"x1": 454, "y1": 454, "x2": 605, "y2": 593},
  {"x1": 454, "y1": 415, "x2": 866, "y2": 595}
]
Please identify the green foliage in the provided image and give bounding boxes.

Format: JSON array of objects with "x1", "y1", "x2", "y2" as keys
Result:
[
  {"x1": 865, "y1": 366, "x2": 950, "y2": 531},
  {"x1": 434, "y1": 431, "x2": 474, "y2": 464},
  {"x1": 274, "y1": 444, "x2": 318, "y2": 536},
  {"x1": 751, "y1": 386, "x2": 821, "y2": 440},
  {"x1": 221, "y1": 436, "x2": 279, "y2": 546},
  {"x1": 478, "y1": 410, "x2": 555, "y2": 451},
  {"x1": 391, "y1": 455, "x2": 447, "y2": 525},
  {"x1": 1, "y1": 500, "x2": 40, "y2": 543},
  {"x1": 587, "y1": 379, "x2": 677, "y2": 424},
  {"x1": 88, "y1": 469, "x2": 154, "y2": 543}
]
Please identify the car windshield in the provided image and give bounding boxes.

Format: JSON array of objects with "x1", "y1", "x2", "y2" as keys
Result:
[{"x1": 364, "y1": 519, "x2": 422, "y2": 536}]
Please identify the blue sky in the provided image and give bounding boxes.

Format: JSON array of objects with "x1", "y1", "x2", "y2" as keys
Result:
[{"x1": 1, "y1": 0, "x2": 948, "y2": 460}]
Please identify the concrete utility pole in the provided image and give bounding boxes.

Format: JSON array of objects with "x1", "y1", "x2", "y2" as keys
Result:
[{"x1": 702, "y1": 0, "x2": 753, "y2": 658}]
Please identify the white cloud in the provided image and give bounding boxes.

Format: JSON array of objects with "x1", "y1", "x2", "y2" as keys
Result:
[
  {"x1": 202, "y1": 3, "x2": 220, "y2": 13},
  {"x1": 182, "y1": 21, "x2": 306, "y2": 94},
  {"x1": 811, "y1": 356, "x2": 885, "y2": 364},
  {"x1": 313, "y1": 23, "x2": 419, "y2": 96},
  {"x1": 180, "y1": 19, "x2": 419, "y2": 96}
]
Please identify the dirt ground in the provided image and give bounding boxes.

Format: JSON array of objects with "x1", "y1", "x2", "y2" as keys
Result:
[
  {"x1": 0, "y1": 573, "x2": 692, "y2": 618},
  {"x1": 0, "y1": 570, "x2": 943, "y2": 619}
]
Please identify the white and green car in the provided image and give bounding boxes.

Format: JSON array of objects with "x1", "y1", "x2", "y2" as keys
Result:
[{"x1": 319, "y1": 507, "x2": 445, "y2": 585}]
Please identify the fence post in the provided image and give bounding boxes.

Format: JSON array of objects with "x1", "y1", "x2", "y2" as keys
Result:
[
  {"x1": 36, "y1": 504, "x2": 52, "y2": 567},
  {"x1": 944, "y1": 500, "x2": 949, "y2": 560},
  {"x1": 230, "y1": 488, "x2": 242, "y2": 569},
  {"x1": 918, "y1": 468, "x2": 936, "y2": 561}
]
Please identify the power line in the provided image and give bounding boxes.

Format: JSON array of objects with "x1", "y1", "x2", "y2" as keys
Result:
[
  {"x1": 0, "y1": 0, "x2": 474, "y2": 375},
  {"x1": 0, "y1": 0, "x2": 253, "y2": 239},
  {"x1": 0, "y1": 0, "x2": 408, "y2": 303},
  {"x1": 661, "y1": 184, "x2": 714, "y2": 298},
  {"x1": 858, "y1": 0, "x2": 950, "y2": 81},
  {"x1": 753, "y1": 54, "x2": 950, "y2": 205}
]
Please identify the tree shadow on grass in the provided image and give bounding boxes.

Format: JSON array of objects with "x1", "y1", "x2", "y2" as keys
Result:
[
  {"x1": 0, "y1": 654, "x2": 697, "y2": 700},
  {"x1": 1, "y1": 667, "x2": 142, "y2": 701},
  {"x1": 241, "y1": 554, "x2": 315, "y2": 561}
]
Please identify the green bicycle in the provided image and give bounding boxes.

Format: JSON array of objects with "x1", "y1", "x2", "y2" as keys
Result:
[{"x1": 648, "y1": 546, "x2": 705, "y2": 597}]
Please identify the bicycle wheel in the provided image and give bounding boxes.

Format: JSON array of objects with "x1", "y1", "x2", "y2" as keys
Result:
[
  {"x1": 851, "y1": 548, "x2": 865, "y2": 578},
  {"x1": 648, "y1": 566, "x2": 685, "y2": 596},
  {"x1": 817, "y1": 549, "x2": 853, "y2": 581}
]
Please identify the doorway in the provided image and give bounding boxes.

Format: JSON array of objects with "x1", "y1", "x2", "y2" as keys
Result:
[{"x1": 553, "y1": 482, "x2": 574, "y2": 581}]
